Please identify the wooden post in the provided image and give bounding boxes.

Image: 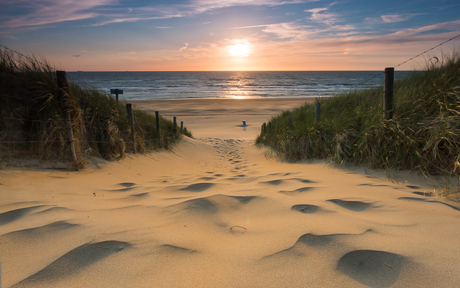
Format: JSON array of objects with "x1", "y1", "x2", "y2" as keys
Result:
[
  {"x1": 263, "y1": 123, "x2": 266, "y2": 134},
  {"x1": 316, "y1": 102, "x2": 321, "y2": 123},
  {"x1": 173, "y1": 117, "x2": 177, "y2": 134},
  {"x1": 126, "y1": 104, "x2": 136, "y2": 153},
  {"x1": 384, "y1": 67, "x2": 394, "y2": 120},
  {"x1": 268, "y1": 121, "x2": 272, "y2": 131},
  {"x1": 56, "y1": 71, "x2": 79, "y2": 170},
  {"x1": 155, "y1": 111, "x2": 161, "y2": 148},
  {"x1": 181, "y1": 121, "x2": 184, "y2": 130}
]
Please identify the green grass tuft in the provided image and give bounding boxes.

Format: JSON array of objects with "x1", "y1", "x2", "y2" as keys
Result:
[
  {"x1": 257, "y1": 51, "x2": 460, "y2": 177},
  {"x1": 0, "y1": 46, "x2": 192, "y2": 168}
]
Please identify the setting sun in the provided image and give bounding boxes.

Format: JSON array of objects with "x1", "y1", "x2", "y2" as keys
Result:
[{"x1": 229, "y1": 43, "x2": 250, "y2": 57}]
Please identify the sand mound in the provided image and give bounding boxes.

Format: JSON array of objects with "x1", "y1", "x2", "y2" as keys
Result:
[
  {"x1": 1, "y1": 98, "x2": 459, "y2": 287},
  {"x1": 337, "y1": 250, "x2": 405, "y2": 288},
  {"x1": 12, "y1": 241, "x2": 131, "y2": 287}
]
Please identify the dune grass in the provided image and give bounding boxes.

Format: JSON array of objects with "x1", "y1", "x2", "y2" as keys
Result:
[
  {"x1": 256, "y1": 52, "x2": 460, "y2": 178},
  {"x1": 0, "y1": 46, "x2": 192, "y2": 168}
]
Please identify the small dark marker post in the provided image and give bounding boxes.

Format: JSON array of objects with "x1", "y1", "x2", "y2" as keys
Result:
[
  {"x1": 263, "y1": 122, "x2": 266, "y2": 134},
  {"x1": 110, "y1": 89, "x2": 123, "y2": 103},
  {"x1": 181, "y1": 121, "x2": 184, "y2": 130},
  {"x1": 268, "y1": 121, "x2": 272, "y2": 131},
  {"x1": 126, "y1": 104, "x2": 136, "y2": 153},
  {"x1": 384, "y1": 67, "x2": 394, "y2": 120},
  {"x1": 316, "y1": 102, "x2": 321, "y2": 123}
]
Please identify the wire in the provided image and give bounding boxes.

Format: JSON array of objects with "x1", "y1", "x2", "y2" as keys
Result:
[
  {"x1": 394, "y1": 32, "x2": 460, "y2": 68},
  {"x1": 356, "y1": 32, "x2": 460, "y2": 86}
]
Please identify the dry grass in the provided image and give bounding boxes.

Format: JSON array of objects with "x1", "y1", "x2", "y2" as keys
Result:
[
  {"x1": 257, "y1": 51, "x2": 460, "y2": 179},
  {"x1": 0, "y1": 46, "x2": 192, "y2": 169}
]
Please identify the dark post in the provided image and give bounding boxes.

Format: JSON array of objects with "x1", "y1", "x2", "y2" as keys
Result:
[
  {"x1": 181, "y1": 121, "x2": 184, "y2": 130},
  {"x1": 268, "y1": 121, "x2": 272, "y2": 131},
  {"x1": 384, "y1": 67, "x2": 394, "y2": 120},
  {"x1": 316, "y1": 102, "x2": 321, "y2": 123},
  {"x1": 173, "y1": 117, "x2": 177, "y2": 134},
  {"x1": 126, "y1": 104, "x2": 136, "y2": 153},
  {"x1": 263, "y1": 122, "x2": 266, "y2": 134},
  {"x1": 56, "y1": 71, "x2": 78, "y2": 169},
  {"x1": 155, "y1": 111, "x2": 161, "y2": 147}
]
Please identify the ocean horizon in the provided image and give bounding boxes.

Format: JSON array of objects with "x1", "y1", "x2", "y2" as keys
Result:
[{"x1": 67, "y1": 71, "x2": 413, "y2": 101}]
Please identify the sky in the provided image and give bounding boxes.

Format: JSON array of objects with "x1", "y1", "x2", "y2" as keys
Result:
[{"x1": 1, "y1": 0, "x2": 460, "y2": 71}]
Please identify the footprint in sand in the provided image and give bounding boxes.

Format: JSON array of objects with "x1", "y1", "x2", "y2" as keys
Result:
[
  {"x1": 291, "y1": 204, "x2": 319, "y2": 214},
  {"x1": 262, "y1": 230, "x2": 372, "y2": 259},
  {"x1": 398, "y1": 197, "x2": 460, "y2": 211},
  {"x1": 279, "y1": 187, "x2": 315, "y2": 196},
  {"x1": 327, "y1": 199, "x2": 374, "y2": 212},
  {"x1": 337, "y1": 249, "x2": 405, "y2": 287},
  {"x1": 179, "y1": 182, "x2": 215, "y2": 192}
]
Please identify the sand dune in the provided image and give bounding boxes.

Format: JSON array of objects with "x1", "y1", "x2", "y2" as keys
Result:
[{"x1": 1, "y1": 98, "x2": 460, "y2": 287}]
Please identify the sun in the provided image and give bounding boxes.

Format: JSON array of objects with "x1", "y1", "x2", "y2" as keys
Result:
[{"x1": 229, "y1": 43, "x2": 250, "y2": 57}]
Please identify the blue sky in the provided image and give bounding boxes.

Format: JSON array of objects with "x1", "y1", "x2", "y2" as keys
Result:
[{"x1": 1, "y1": 0, "x2": 459, "y2": 71}]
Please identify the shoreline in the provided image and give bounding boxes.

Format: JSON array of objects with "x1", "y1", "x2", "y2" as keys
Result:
[{"x1": 131, "y1": 97, "x2": 316, "y2": 139}]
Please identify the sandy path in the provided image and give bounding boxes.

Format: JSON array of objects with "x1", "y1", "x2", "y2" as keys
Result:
[{"x1": 1, "y1": 98, "x2": 460, "y2": 287}]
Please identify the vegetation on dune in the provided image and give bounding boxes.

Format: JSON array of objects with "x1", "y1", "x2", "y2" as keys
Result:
[
  {"x1": 0, "y1": 46, "x2": 192, "y2": 169},
  {"x1": 256, "y1": 52, "x2": 460, "y2": 178}
]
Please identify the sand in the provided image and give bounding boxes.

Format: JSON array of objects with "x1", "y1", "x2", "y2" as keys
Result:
[{"x1": 1, "y1": 97, "x2": 460, "y2": 287}]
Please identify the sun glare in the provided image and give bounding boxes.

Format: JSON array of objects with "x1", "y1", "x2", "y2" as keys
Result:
[{"x1": 229, "y1": 43, "x2": 250, "y2": 57}]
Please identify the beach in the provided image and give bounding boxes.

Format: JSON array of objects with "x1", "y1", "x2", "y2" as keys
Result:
[{"x1": 1, "y1": 97, "x2": 460, "y2": 287}]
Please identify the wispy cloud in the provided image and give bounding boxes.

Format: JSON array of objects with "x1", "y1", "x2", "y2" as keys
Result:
[
  {"x1": 179, "y1": 43, "x2": 189, "y2": 51},
  {"x1": 305, "y1": 3, "x2": 339, "y2": 26},
  {"x1": 1, "y1": 0, "x2": 319, "y2": 29},
  {"x1": 381, "y1": 13, "x2": 420, "y2": 23},
  {"x1": 262, "y1": 22, "x2": 313, "y2": 39},
  {"x1": 0, "y1": 0, "x2": 113, "y2": 28}
]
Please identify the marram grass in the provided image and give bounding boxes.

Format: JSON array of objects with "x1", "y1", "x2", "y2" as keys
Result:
[
  {"x1": 0, "y1": 46, "x2": 192, "y2": 168},
  {"x1": 257, "y1": 52, "x2": 460, "y2": 178}
]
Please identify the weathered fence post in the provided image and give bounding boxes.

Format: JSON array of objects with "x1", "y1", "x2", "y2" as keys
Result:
[
  {"x1": 268, "y1": 121, "x2": 272, "y2": 131},
  {"x1": 155, "y1": 111, "x2": 161, "y2": 148},
  {"x1": 173, "y1": 117, "x2": 177, "y2": 134},
  {"x1": 316, "y1": 102, "x2": 321, "y2": 123},
  {"x1": 126, "y1": 104, "x2": 136, "y2": 153},
  {"x1": 56, "y1": 71, "x2": 79, "y2": 170},
  {"x1": 181, "y1": 121, "x2": 184, "y2": 130},
  {"x1": 263, "y1": 122, "x2": 266, "y2": 134},
  {"x1": 384, "y1": 67, "x2": 394, "y2": 120}
]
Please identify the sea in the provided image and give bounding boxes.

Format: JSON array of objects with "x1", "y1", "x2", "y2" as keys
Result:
[{"x1": 67, "y1": 71, "x2": 413, "y2": 101}]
